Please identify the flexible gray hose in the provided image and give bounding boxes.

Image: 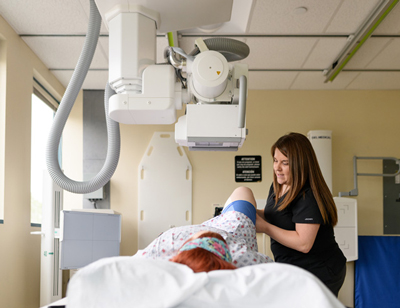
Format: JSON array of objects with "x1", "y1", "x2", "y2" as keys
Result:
[
  {"x1": 189, "y1": 38, "x2": 250, "y2": 62},
  {"x1": 46, "y1": 0, "x2": 121, "y2": 194}
]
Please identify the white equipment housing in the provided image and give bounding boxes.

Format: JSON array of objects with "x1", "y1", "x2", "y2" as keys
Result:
[
  {"x1": 60, "y1": 210, "x2": 121, "y2": 269},
  {"x1": 95, "y1": 0, "x2": 248, "y2": 151},
  {"x1": 107, "y1": 8, "x2": 158, "y2": 94},
  {"x1": 108, "y1": 65, "x2": 180, "y2": 124},
  {"x1": 175, "y1": 104, "x2": 246, "y2": 151},
  {"x1": 333, "y1": 197, "x2": 358, "y2": 262},
  {"x1": 177, "y1": 60, "x2": 248, "y2": 151},
  {"x1": 308, "y1": 130, "x2": 333, "y2": 193}
]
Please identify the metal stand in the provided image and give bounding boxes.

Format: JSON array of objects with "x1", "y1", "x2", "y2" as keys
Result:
[{"x1": 339, "y1": 156, "x2": 400, "y2": 197}]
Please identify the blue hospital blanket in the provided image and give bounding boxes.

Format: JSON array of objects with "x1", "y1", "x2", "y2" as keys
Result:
[{"x1": 355, "y1": 236, "x2": 400, "y2": 308}]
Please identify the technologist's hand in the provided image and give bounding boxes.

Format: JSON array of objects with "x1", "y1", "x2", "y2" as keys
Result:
[{"x1": 255, "y1": 213, "x2": 267, "y2": 234}]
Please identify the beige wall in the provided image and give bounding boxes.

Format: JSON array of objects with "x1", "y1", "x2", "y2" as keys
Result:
[{"x1": 0, "y1": 15, "x2": 65, "y2": 308}]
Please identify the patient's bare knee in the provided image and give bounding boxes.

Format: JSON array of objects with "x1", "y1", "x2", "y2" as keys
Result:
[{"x1": 230, "y1": 186, "x2": 256, "y2": 207}]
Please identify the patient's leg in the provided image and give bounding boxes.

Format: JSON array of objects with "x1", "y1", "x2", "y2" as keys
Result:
[
  {"x1": 222, "y1": 187, "x2": 257, "y2": 225},
  {"x1": 224, "y1": 186, "x2": 257, "y2": 209}
]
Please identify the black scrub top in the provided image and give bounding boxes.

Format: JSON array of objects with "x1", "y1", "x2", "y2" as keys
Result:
[{"x1": 264, "y1": 182, "x2": 346, "y2": 281}]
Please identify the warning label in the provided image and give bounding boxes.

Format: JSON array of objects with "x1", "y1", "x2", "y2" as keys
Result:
[{"x1": 235, "y1": 156, "x2": 262, "y2": 182}]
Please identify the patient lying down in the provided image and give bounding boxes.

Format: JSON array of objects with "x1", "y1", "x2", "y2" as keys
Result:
[
  {"x1": 135, "y1": 187, "x2": 273, "y2": 271},
  {"x1": 170, "y1": 231, "x2": 237, "y2": 272}
]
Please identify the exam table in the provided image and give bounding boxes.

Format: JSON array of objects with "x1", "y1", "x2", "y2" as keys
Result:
[{"x1": 45, "y1": 256, "x2": 345, "y2": 308}]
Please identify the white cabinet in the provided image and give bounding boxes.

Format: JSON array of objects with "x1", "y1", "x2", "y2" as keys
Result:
[{"x1": 334, "y1": 197, "x2": 358, "y2": 262}]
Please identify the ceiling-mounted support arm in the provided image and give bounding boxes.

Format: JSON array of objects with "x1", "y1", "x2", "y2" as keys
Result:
[
  {"x1": 339, "y1": 156, "x2": 400, "y2": 197},
  {"x1": 324, "y1": 0, "x2": 400, "y2": 83},
  {"x1": 238, "y1": 75, "x2": 247, "y2": 129}
]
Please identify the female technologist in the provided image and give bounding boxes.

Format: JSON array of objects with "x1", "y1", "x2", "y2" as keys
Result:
[{"x1": 256, "y1": 132, "x2": 346, "y2": 297}]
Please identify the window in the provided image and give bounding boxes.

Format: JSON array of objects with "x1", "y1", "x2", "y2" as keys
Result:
[{"x1": 30, "y1": 89, "x2": 57, "y2": 226}]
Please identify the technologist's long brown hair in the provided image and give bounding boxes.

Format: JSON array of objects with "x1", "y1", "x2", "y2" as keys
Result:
[
  {"x1": 170, "y1": 231, "x2": 237, "y2": 272},
  {"x1": 271, "y1": 132, "x2": 338, "y2": 226}
]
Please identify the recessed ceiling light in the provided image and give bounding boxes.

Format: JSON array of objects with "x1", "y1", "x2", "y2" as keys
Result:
[{"x1": 293, "y1": 7, "x2": 308, "y2": 15}]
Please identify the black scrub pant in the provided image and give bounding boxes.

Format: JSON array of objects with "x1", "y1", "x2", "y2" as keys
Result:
[{"x1": 324, "y1": 264, "x2": 347, "y2": 297}]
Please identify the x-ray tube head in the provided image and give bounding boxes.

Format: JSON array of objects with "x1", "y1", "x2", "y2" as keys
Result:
[{"x1": 189, "y1": 50, "x2": 230, "y2": 102}]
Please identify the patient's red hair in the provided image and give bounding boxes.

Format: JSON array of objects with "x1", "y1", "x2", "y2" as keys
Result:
[{"x1": 170, "y1": 231, "x2": 237, "y2": 273}]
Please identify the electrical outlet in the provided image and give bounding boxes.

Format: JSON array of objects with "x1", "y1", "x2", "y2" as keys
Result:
[{"x1": 212, "y1": 203, "x2": 223, "y2": 217}]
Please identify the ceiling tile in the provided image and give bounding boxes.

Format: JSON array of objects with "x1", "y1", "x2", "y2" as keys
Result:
[
  {"x1": 373, "y1": 1, "x2": 400, "y2": 35},
  {"x1": 366, "y1": 38, "x2": 400, "y2": 69},
  {"x1": 345, "y1": 37, "x2": 391, "y2": 69},
  {"x1": 2, "y1": 0, "x2": 400, "y2": 91},
  {"x1": 248, "y1": 0, "x2": 342, "y2": 34},
  {"x1": 98, "y1": 37, "x2": 109, "y2": 60},
  {"x1": 244, "y1": 37, "x2": 318, "y2": 69},
  {"x1": 51, "y1": 70, "x2": 108, "y2": 90},
  {"x1": 0, "y1": 0, "x2": 89, "y2": 34},
  {"x1": 248, "y1": 71, "x2": 298, "y2": 90},
  {"x1": 291, "y1": 71, "x2": 359, "y2": 89},
  {"x1": 346, "y1": 72, "x2": 400, "y2": 89},
  {"x1": 22, "y1": 37, "x2": 108, "y2": 69},
  {"x1": 302, "y1": 37, "x2": 348, "y2": 69},
  {"x1": 324, "y1": 0, "x2": 381, "y2": 34},
  {"x1": 77, "y1": 0, "x2": 109, "y2": 34}
]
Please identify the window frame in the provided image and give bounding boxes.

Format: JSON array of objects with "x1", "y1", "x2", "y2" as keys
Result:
[
  {"x1": 0, "y1": 38, "x2": 6, "y2": 223},
  {"x1": 30, "y1": 79, "x2": 60, "y2": 227}
]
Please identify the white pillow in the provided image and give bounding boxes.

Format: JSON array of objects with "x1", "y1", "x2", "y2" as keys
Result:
[
  {"x1": 66, "y1": 257, "x2": 345, "y2": 308},
  {"x1": 178, "y1": 263, "x2": 344, "y2": 308},
  {"x1": 67, "y1": 257, "x2": 208, "y2": 308}
]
